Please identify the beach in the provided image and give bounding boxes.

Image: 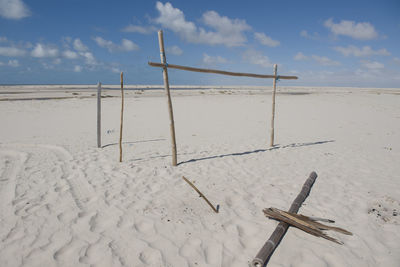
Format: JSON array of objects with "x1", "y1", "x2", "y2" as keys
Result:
[{"x1": 0, "y1": 85, "x2": 399, "y2": 266}]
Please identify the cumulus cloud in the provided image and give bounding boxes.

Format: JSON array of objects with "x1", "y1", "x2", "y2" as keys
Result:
[
  {"x1": 74, "y1": 65, "x2": 82, "y2": 72},
  {"x1": 300, "y1": 30, "x2": 320, "y2": 40},
  {"x1": 334, "y1": 45, "x2": 390, "y2": 57},
  {"x1": 360, "y1": 60, "x2": 384, "y2": 70},
  {"x1": 166, "y1": 45, "x2": 183, "y2": 56},
  {"x1": 202, "y1": 53, "x2": 227, "y2": 66},
  {"x1": 243, "y1": 49, "x2": 271, "y2": 68},
  {"x1": 254, "y1": 32, "x2": 280, "y2": 47},
  {"x1": 62, "y1": 50, "x2": 78, "y2": 59},
  {"x1": 73, "y1": 38, "x2": 88, "y2": 52},
  {"x1": 0, "y1": 46, "x2": 26, "y2": 56},
  {"x1": 7, "y1": 59, "x2": 19, "y2": 67},
  {"x1": 79, "y1": 51, "x2": 97, "y2": 65},
  {"x1": 324, "y1": 18, "x2": 378, "y2": 40},
  {"x1": 294, "y1": 52, "x2": 308, "y2": 61},
  {"x1": 121, "y1": 25, "x2": 157, "y2": 34},
  {"x1": 155, "y1": 2, "x2": 250, "y2": 47},
  {"x1": 31, "y1": 43, "x2": 59, "y2": 58},
  {"x1": 0, "y1": 0, "x2": 31, "y2": 19},
  {"x1": 94, "y1": 37, "x2": 139, "y2": 52},
  {"x1": 311, "y1": 55, "x2": 340, "y2": 66},
  {"x1": 110, "y1": 66, "x2": 121, "y2": 73}
]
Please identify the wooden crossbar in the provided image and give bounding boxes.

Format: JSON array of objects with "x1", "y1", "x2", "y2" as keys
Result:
[{"x1": 148, "y1": 62, "x2": 298, "y2": 80}]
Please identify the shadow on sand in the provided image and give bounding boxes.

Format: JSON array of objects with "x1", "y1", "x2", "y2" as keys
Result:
[
  {"x1": 102, "y1": 138, "x2": 165, "y2": 148},
  {"x1": 178, "y1": 140, "x2": 335, "y2": 166}
]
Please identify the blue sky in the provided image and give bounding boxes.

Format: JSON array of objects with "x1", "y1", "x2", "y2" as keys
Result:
[{"x1": 0, "y1": 0, "x2": 399, "y2": 87}]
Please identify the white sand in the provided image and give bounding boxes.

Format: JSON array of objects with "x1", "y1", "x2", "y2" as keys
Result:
[{"x1": 0, "y1": 86, "x2": 399, "y2": 266}]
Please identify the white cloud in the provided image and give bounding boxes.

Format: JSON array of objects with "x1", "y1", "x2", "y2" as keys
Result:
[
  {"x1": 294, "y1": 52, "x2": 308, "y2": 61},
  {"x1": 166, "y1": 45, "x2": 183, "y2": 56},
  {"x1": 202, "y1": 53, "x2": 227, "y2": 65},
  {"x1": 0, "y1": 0, "x2": 31, "y2": 19},
  {"x1": 53, "y1": 58, "x2": 61, "y2": 64},
  {"x1": 121, "y1": 39, "x2": 139, "y2": 51},
  {"x1": 74, "y1": 65, "x2": 82, "y2": 72},
  {"x1": 324, "y1": 18, "x2": 378, "y2": 40},
  {"x1": 73, "y1": 38, "x2": 88, "y2": 52},
  {"x1": 0, "y1": 36, "x2": 8, "y2": 42},
  {"x1": 311, "y1": 55, "x2": 340, "y2": 66},
  {"x1": 94, "y1": 37, "x2": 139, "y2": 52},
  {"x1": 79, "y1": 51, "x2": 97, "y2": 65},
  {"x1": 110, "y1": 66, "x2": 121, "y2": 73},
  {"x1": 254, "y1": 32, "x2": 280, "y2": 47},
  {"x1": 243, "y1": 49, "x2": 271, "y2": 68},
  {"x1": 31, "y1": 43, "x2": 59, "y2": 58},
  {"x1": 300, "y1": 30, "x2": 319, "y2": 40},
  {"x1": 0, "y1": 46, "x2": 26, "y2": 56},
  {"x1": 0, "y1": 61, "x2": 3, "y2": 66},
  {"x1": 393, "y1": 57, "x2": 400, "y2": 64},
  {"x1": 155, "y1": 1, "x2": 250, "y2": 47},
  {"x1": 334, "y1": 45, "x2": 390, "y2": 57},
  {"x1": 360, "y1": 60, "x2": 384, "y2": 70},
  {"x1": 121, "y1": 25, "x2": 157, "y2": 34},
  {"x1": 8, "y1": 59, "x2": 19, "y2": 67},
  {"x1": 62, "y1": 50, "x2": 78, "y2": 59}
]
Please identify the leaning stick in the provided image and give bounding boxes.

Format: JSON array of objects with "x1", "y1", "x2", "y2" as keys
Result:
[
  {"x1": 182, "y1": 176, "x2": 219, "y2": 213},
  {"x1": 119, "y1": 72, "x2": 124, "y2": 162},
  {"x1": 148, "y1": 62, "x2": 298, "y2": 80},
  {"x1": 158, "y1": 30, "x2": 178, "y2": 166},
  {"x1": 251, "y1": 171, "x2": 318, "y2": 267}
]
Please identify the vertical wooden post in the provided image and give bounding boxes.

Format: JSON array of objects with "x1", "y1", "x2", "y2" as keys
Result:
[
  {"x1": 270, "y1": 64, "x2": 278, "y2": 147},
  {"x1": 119, "y1": 72, "x2": 124, "y2": 162},
  {"x1": 158, "y1": 30, "x2": 178, "y2": 166},
  {"x1": 97, "y1": 82, "x2": 102, "y2": 148}
]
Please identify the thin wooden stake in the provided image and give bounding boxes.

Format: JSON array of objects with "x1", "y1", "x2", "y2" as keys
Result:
[
  {"x1": 119, "y1": 72, "x2": 124, "y2": 162},
  {"x1": 251, "y1": 171, "x2": 318, "y2": 267},
  {"x1": 158, "y1": 30, "x2": 177, "y2": 166},
  {"x1": 270, "y1": 64, "x2": 278, "y2": 147},
  {"x1": 97, "y1": 82, "x2": 102, "y2": 148},
  {"x1": 182, "y1": 176, "x2": 219, "y2": 213}
]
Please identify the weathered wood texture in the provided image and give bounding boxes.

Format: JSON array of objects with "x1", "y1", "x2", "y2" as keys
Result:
[
  {"x1": 251, "y1": 171, "x2": 318, "y2": 267},
  {"x1": 148, "y1": 62, "x2": 298, "y2": 80},
  {"x1": 119, "y1": 72, "x2": 124, "y2": 162},
  {"x1": 158, "y1": 30, "x2": 178, "y2": 166},
  {"x1": 97, "y1": 82, "x2": 101, "y2": 148},
  {"x1": 270, "y1": 64, "x2": 278, "y2": 147},
  {"x1": 263, "y1": 207, "x2": 352, "y2": 245}
]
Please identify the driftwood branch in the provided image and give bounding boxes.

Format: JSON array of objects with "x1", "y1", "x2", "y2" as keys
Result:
[
  {"x1": 182, "y1": 176, "x2": 219, "y2": 213},
  {"x1": 148, "y1": 62, "x2": 298, "y2": 80},
  {"x1": 263, "y1": 207, "x2": 352, "y2": 245},
  {"x1": 251, "y1": 171, "x2": 318, "y2": 267}
]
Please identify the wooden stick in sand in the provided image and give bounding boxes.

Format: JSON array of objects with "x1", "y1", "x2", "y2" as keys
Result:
[
  {"x1": 119, "y1": 72, "x2": 124, "y2": 162},
  {"x1": 251, "y1": 171, "x2": 318, "y2": 267},
  {"x1": 97, "y1": 82, "x2": 102, "y2": 148},
  {"x1": 148, "y1": 62, "x2": 298, "y2": 80},
  {"x1": 270, "y1": 64, "x2": 277, "y2": 147},
  {"x1": 182, "y1": 176, "x2": 219, "y2": 213},
  {"x1": 158, "y1": 30, "x2": 178, "y2": 166}
]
